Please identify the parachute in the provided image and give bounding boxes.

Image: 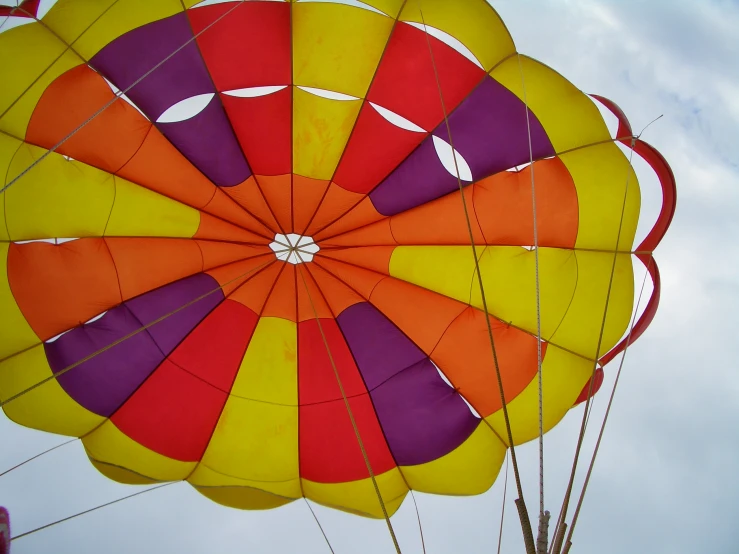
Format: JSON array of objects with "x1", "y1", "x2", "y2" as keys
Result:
[
  {"x1": 0, "y1": 0, "x2": 674, "y2": 545},
  {"x1": 0, "y1": 507, "x2": 8, "y2": 554}
]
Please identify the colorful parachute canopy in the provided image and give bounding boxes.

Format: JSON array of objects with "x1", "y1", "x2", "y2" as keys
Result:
[
  {"x1": 0, "y1": 506, "x2": 8, "y2": 554},
  {"x1": 0, "y1": 0, "x2": 674, "y2": 518}
]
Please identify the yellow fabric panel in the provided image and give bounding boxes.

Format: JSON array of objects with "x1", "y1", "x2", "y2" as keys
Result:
[
  {"x1": 0, "y1": 132, "x2": 22, "y2": 241},
  {"x1": 0, "y1": 345, "x2": 104, "y2": 436},
  {"x1": 105, "y1": 176, "x2": 200, "y2": 238},
  {"x1": 293, "y1": 87, "x2": 362, "y2": 180},
  {"x1": 357, "y1": 0, "x2": 405, "y2": 18},
  {"x1": 1, "y1": 50, "x2": 83, "y2": 139},
  {"x1": 82, "y1": 420, "x2": 195, "y2": 481},
  {"x1": 303, "y1": 468, "x2": 408, "y2": 518},
  {"x1": 71, "y1": 0, "x2": 183, "y2": 60},
  {"x1": 389, "y1": 245, "x2": 481, "y2": 306},
  {"x1": 230, "y1": 317, "x2": 297, "y2": 405},
  {"x1": 195, "y1": 398, "x2": 300, "y2": 499},
  {"x1": 399, "y1": 0, "x2": 515, "y2": 71},
  {"x1": 486, "y1": 345, "x2": 592, "y2": 445},
  {"x1": 292, "y1": 2, "x2": 393, "y2": 97},
  {"x1": 490, "y1": 55, "x2": 611, "y2": 153},
  {"x1": 41, "y1": 0, "x2": 117, "y2": 48},
  {"x1": 402, "y1": 423, "x2": 505, "y2": 495},
  {"x1": 0, "y1": 244, "x2": 39, "y2": 358},
  {"x1": 562, "y1": 143, "x2": 640, "y2": 251},
  {"x1": 0, "y1": 23, "x2": 66, "y2": 129},
  {"x1": 90, "y1": 458, "x2": 161, "y2": 485},
  {"x1": 194, "y1": 483, "x2": 296, "y2": 511},
  {"x1": 472, "y1": 246, "x2": 578, "y2": 340},
  {"x1": 5, "y1": 145, "x2": 115, "y2": 240},
  {"x1": 549, "y1": 251, "x2": 634, "y2": 360}
]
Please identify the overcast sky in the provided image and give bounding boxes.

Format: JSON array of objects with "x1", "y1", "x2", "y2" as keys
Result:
[{"x1": 2, "y1": 1, "x2": 739, "y2": 553}]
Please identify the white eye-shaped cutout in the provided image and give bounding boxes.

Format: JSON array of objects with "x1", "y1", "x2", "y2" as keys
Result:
[
  {"x1": 270, "y1": 233, "x2": 320, "y2": 265},
  {"x1": 296, "y1": 0, "x2": 388, "y2": 17},
  {"x1": 432, "y1": 135, "x2": 473, "y2": 182},
  {"x1": 85, "y1": 311, "x2": 107, "y2": 324},
  {"x1": 46, "y1": 329, "x2": 71, "y2": 343},
  {"x1": 222, "y1": 85, "x2": 286, "y2": 98},
  {"x1": 369, "y1": 103, "x2": 426, "y2": 133},
  {"x1": 102, "y1": 77, "x2": 148, "y2": 119},
  {"x1": 403, "y1": 21, "x2": 483, "y2": 69},
  {"x1": 433, "y1": 361, "x2": 481, "y2": 419},
  {"x1": 297, "y1": 86, "x2": 358, "y2": 101},
  {"x1": 157, "y1": 93, "x2": 215, "y2": 124},
  {"x1": 13, "y1": 237, "x2": 79, "y2": 245},
  {"x1": 0, "y1": 16, "x2": 35, "y2": 35},
  {"x1": 506, "y1": 161, "x2": 533, "y2": 172}
]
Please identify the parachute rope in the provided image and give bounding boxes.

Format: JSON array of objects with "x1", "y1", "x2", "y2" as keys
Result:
[
  {"x1": 304, "y1": 499, "x2": 336, "y2": 554},
  {"x1": 10, "y1": 483, "x2": 175, "y2": 543},
  {"x1": 0, "y1": 0, "x2": 250, "y2": 196},
  {"x1": 409, "y1": 491, "x2": 427, "y2": 554},
  {"x1": 550, "y1": 137, "x2": 638, "y2": 554},
  {"x1": 496, "y1": 452, "x2": 510, "y2": 554},
  {"x1": 563, "y1": 254, "x2": 654, "y2": 551},
  {"x1": 0, "y1": 258, "x2": 275, "y2": 408},
  {"x1": 295, "y1": 262, "x2": 402, "y2": 554},
  {"x1": 416, "y1": 2, "x2": 535, "y2": 552},
  {"x1": 0, "y1": 438, "x2": 77, "y2": 478},
  {"x1": 515, "y1": 51, "x2": 549, "y2": 552}
]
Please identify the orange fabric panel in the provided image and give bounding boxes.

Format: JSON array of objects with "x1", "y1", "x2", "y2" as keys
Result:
[
  {"x1": 312, "y1": 257, "x2": 384, "y2": 301},
  {"x1": 306, "y1": 183, "x2": 367, "y2": 238},
  {"x1": 105, "y1": 237, "x2": 203, "y2": 301},
  {"x1": 256, "y1": 174, "x2": 292, "y2": 233},
  {"x1": 196, "y1": 241, "x2": 269, "y2": 270},
  {"x1": 320, "y1": 218, "x2": 394, "y2": 248},
  {"x1": 431, "y1": 307, "x2": 542, "y2": 417},
  {"x1": 318, "y1": 246, "x2": 394, "y2": 275},
  {"x1": 369, "y1": 278, "x2": 467, "y2": 355},
  {"x1": 194, "y1": 213, "x2": 266, "y2": 244},
  {"x1": 205, "y1": 253, "x2": 273, "y2": 295},
  {"x1": 222, "y1": 176, "x2": 280, "y2": 233},
  {"x1": 8, "y1": 239, "x2": 121, "y2": 341},
  {"x1": 228, "y1": 261, "x2": 283, "y2": 314},
  {"x1": 262, "y1": 263, "x2": 296, "y2": 321},
  {"x1": 26, "y1": 64, "x2": 150, "y2": 174},
  {"x1": 473, "y1": 159, "x2": 578, "y2": 248},
  {"x1": 203, "y1": 188, "x2": 272, "y2": 238},
  {"x1": 296, "y1": 265, "x2": 333, "y2": 322},
  {"x1": 388, "y1": 186, "x2": 486, "y2": 245},
  {"x1": 292, "y1": 175, "x2": 330, "y2": 236},
  {"x1": 117, "y1": 126, "x2": 215, "y2": 210},
  {"x1": 304, "y1": 264, "x2": 364, "y2": 316}
]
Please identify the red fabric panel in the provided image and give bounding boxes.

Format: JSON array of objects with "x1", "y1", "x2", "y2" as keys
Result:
[
  {"x1": 299, "y1": 394, "x2": 396, "y2": 483},
  {"x1": 333, "y1": 103, "x2": 426, "y2": 194},
  {"x1": 220, "y1": 88, "x2": 291, "y2": 176},
  {"x1": 188, "y1": 2, "x2": 291, "y2": 90},
  {"x1": 298, "y1": 318, "x2": 367, "y2": 404},
  {"x1": 112, "y1": 300, "x2": 259, "y2": 461},
  {"x1": 368, "y1": 22, "x2": 485, "y2": 132}
]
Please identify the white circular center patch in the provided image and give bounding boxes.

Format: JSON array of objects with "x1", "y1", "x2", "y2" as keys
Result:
[{"x1": 269, "y1": 233, "x2": 319, "y2": 265}]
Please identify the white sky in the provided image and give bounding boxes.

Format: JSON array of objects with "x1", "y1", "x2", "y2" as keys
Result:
[{"x1": 2, "y1": 1, "x2": 739, "y2": 553}]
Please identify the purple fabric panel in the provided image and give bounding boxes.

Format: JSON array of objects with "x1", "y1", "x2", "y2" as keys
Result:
[
  {"x1": 46, "y1": 273, "x2": 224, "y2": 416},
  {"x1": 125, "y1": 273, "x2": 223, "y2": 354},
  {"x1": 434, "y1": 77, "x2": 554, "y2": 179},
  {"x1": 46, "y1": 307, "x2": 164, "y2": 417},
  {"x1": 370, "y1": 138, "x2": 457, "y2": 217},
  {"x1": 158, "y1": 98, "x2": 250, "y2": 187},
  {"x1": 370, "y1": 76, "x2": 555, "y2": 216},
  {"x1": 336, "y1": 302, "x2": 425, "y2": 390},
  {"x1": 370, "y1": 359, "x2": 480, "y2": 465},
  {"x1": 90, "y1": 13, "x2": 214, "y2": 120}
]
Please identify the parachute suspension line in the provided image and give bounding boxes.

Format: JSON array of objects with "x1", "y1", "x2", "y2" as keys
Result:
[
  {"x1": 497, "y1": 452, "x2": 510, "y2": 554},
  {"x1": 415, "y1": 3, "x2": 535, "y2": 554},
  {"x1": 0, "y1": 438, "x2": 78, "y2": 478},
  {"x1": 0, "y1": 0, "x2": 250, "y2": 196},
  {"x1": 10, "y1": 482, "x2": 175, "y2": 543},
  {"x1": 295, "y1": 262, "x2": 403, "y2": 554},
  {"x1": 304, "y1": 499, "x2": 336, "y2": 554},
  {"x1": 515, "y1": 52, "x2": 549, "y2": 554},
  {"x1": 562, "y1": 256, "x2": 653, "y2": 554},
  {"x1": 410, "y1": 491, "x2": 427, "y2": 554},
  {"x1": 0, "y1": 258, "x2": 275, "y2": 408},
  {"x1": 550, "y1": 136, "x2": 638, "y2": 554}
]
